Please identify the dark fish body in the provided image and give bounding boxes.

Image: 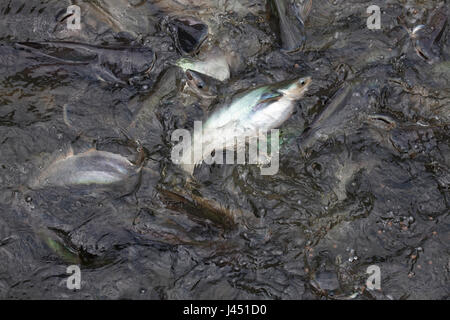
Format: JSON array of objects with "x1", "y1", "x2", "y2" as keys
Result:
[
  {"x1": 412, "y1": 6, "x2": 448, "y2": 63},
  {"x1": 0, "y1": 0, "x2": 71, "y2": 41},
  {"x1": 71, "y1": 0, "x2": 158, "y2": 38},
  {"x1": 0, "y1": 43, "x2": 39, "y2": 71},
  {"x1": 268, "y1": 0, "x2": 312, "y2": 53},
  {"x1": 0, "y1": 0, "x2": 159, "y2": 42},
  {"x1": 14, "y1": 41, "x2": 155, "y2": 83},
  {"x1": 164, "y1": 17, "x2": 209, "y2": 55},
  {"x1": 151, "y1": 0, "x2": 265, "y2": 18}
]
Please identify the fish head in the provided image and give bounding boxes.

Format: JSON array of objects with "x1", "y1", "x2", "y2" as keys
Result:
[
  {"x1": 184, "y1": 69, "x2": 218, "y2": 98},
  {"x1": 276, "y1": 76, "x2": 312, "y2": 100},
  {"x1": 186, "y1": 69, "x2": 207, "y2": 90},
  {"x1": 168, "y1": 17, "x2": 209, "y2": 55}
]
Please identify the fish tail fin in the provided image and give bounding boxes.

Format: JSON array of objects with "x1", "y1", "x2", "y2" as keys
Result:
[{"x1": 298, "y1": 0, "x2": 313, "y2": 25}]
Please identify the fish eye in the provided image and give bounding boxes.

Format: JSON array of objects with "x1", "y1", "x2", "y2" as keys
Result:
[{"x1": 300, "y1": 80, "x2": 305, "y2": 85}]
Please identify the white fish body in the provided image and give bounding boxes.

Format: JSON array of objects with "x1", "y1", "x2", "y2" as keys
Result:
[
  {"x1": 178, "y1": 76, "x2": 312, "y2": 174},
  {"x1": 30, "y1": 148, "x2": 142, "y2": 190}
]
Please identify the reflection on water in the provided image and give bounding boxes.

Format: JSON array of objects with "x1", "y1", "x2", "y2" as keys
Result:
[{"x1": 0, "y1": 0, "x2": 448, "y2": 299}]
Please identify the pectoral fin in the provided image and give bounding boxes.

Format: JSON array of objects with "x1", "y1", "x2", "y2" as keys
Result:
[
  {"x1": 252, "y1": 91, "x2": 282, "y2": 112},
  {"x1": 296, "y1": 0, "x2": 313, "y2": 25}
]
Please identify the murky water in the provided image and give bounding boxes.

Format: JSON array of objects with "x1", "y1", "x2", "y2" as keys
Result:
[{"x1": 0, "y1": 0, "x2": 448, "y2": 299}]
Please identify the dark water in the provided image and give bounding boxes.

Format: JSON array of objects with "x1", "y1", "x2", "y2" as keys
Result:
[{"x1": 0, "y1": 0, "x2": 448, "y2": 299}]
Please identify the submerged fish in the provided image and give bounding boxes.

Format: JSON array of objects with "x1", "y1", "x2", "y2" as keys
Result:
[
  {"x1": 410, "y1": 6, "x2": 447, "y2": 63},
  {"x1": 175, "y1": 76, "x2": 312, "y2": 175},
  {"x1": 41, "y1": 231, "x2": 81, "y2": 265},
  {"x1": 268, "y1": 0, "x2": 312, "y2": 53},
  {"x1": 30, "y1": 148, "x2": 143, "y2": 194},
  {"x1": 71, "y1": 0, "x2": 158, "y2": 38},
  {"x1": 15, "y1": 41, "x2": 156, "y2": 84},
  {"x1": 165, "y1": 16, "x2": 209, "y2": 55},
  {"x1": 151, "y1": 0, "x2": 265, "y2": 19}
]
